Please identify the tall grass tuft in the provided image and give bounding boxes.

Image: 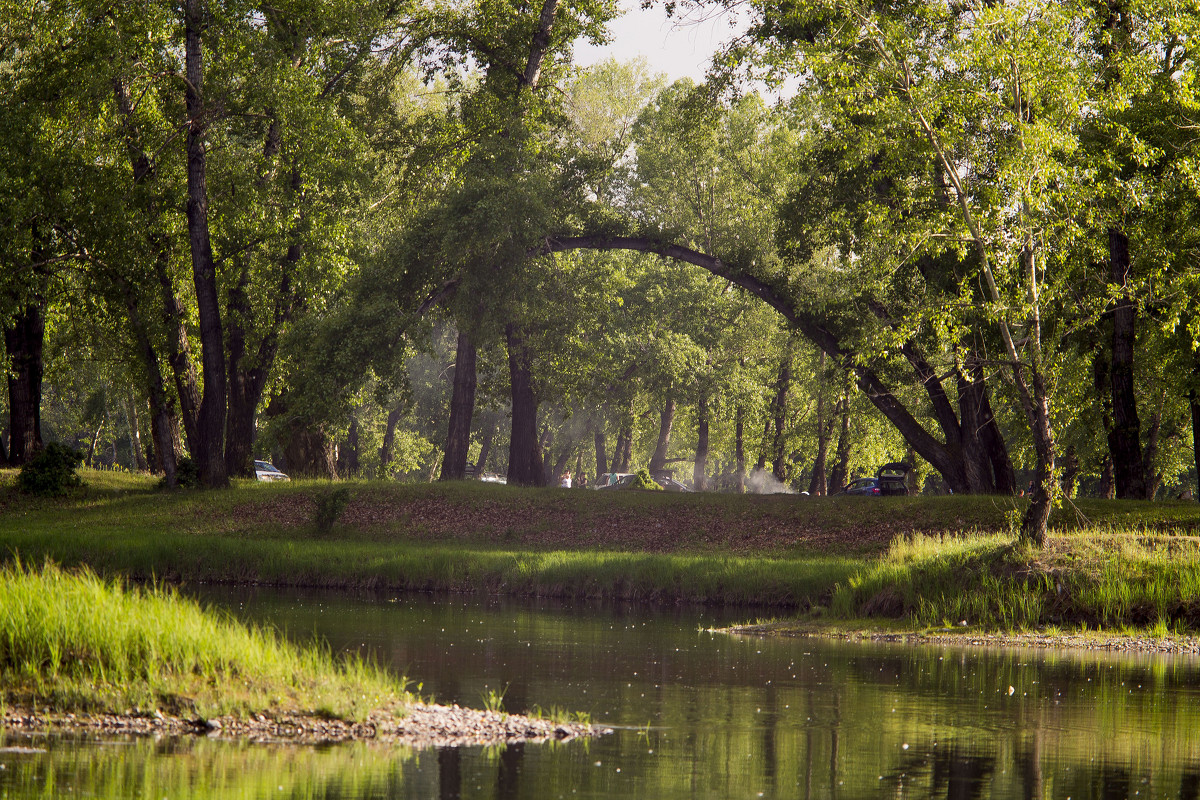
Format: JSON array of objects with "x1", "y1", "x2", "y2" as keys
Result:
[{"x1": 0, "y1": 561, "x2": 407, "y2": 719}]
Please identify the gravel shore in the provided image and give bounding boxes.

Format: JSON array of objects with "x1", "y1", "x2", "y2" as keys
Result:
[
  {"x1": 730, "y1": 623, "x2": 1200, "y2": 654},
  {"x1": 1, "y1": 702, "x2": 609, "y2": 747}
]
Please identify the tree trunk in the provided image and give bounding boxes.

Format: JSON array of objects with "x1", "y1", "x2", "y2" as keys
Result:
[
  {"x1": 441, "y1": 330, "x2": 477, "y2": 480},
  {"x1": 4, "y1": 302, "x2": 45, "y2": 465},
  {"x1": 338, "y1": 419, "x2": 360, "y2": 478},
  {"x1": 1191, "y1": 390, "x2": 1200, "y2": 501},
  {"x1": 478, "y1": 417, "x2": 498, "y2": 473},
  {"x1": 1019, "y1": 374, "x2": 1055, "y2": 547},
  {"x1": 379, "y1": 404, "x2": 404, "y2": 476},
  {"x1": 594, "y1": 426, "x2": 608, "y2": 478},
  {"x1": 224, "y1": 265, "x2": 281, "y2": 479},
  {"x1": 184, "y1": 0, "x2": 228, "y2": 488},
  {"x1": 126, "y1": 391, "x2": 149, "y2": 471},
  {"x1": 505, "y1": 324, "x2": 545, "y2": 486},
  {"x1": 648, "y1": 397, "x2": 676, "y2": 475},
  {"x1": 283, "y1": 421, "x2": 337, "y2": 479},
  {"x1": 1108, "y1": 227, "x2": 1147, "y2": 499},
  {"x1": 1141, "y1": 391, "x2": 1165, "y2": 501},
  {"x1": 1061, "y1": 444, "x2": 1079, "y2": 499},
  {"x1": 735, "y1": 404, "x2": 746, "y2": 494},
  {"x1": 754, "y1": 417, "x2": 771, "y2": 473},
  {"x1": 980, "y1": 386, "x2": 1017, "y2": 494},
  {"x1": 828, "y1": 390, "x2": 852, "y2": 492},
  {"x1": 956, "y1": 365, "x2": 994, "y2": 494},
  {"x1": 770, "y1": 352, "x2": 791, "y2": 482},
  {"x1": 1099, "y1": 455, "x2": 1116, "y2": 499},
  {"x1": 694, "y1": 395, "x2": 709, "y2": 491},
  {"x1": 809, "y1": 353, "x2": 830, "y2": 496}
]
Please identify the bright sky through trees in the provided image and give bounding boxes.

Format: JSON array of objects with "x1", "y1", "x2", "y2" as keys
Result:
[{"x1": 574, "y1": 0, "x2": 744, "y2": 80}]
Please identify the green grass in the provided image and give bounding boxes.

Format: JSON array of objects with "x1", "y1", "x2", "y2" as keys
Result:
[
  {"x1": 824, "y1": 531, "x2": 1200, "y2": 631},
  {"x1": 3, "y1": 468, "x2": 1200, "y2": 631},
  {"x1": 0, "y1": 560, "x2": 408, "y2": 720}
]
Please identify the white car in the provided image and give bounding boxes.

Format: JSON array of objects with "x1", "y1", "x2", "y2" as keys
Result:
[{"x1": 254, "y1": 460, "x2": 290, "y2": 482}]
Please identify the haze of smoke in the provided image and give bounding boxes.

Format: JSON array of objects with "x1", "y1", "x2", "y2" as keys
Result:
[{"x1": 746, "y1": 469, "x2": 795, "y2": 495}]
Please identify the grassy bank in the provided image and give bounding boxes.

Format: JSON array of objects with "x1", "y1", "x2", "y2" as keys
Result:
[
  {"x1": 3, "y1": 469, "x2": 1200, "y2": 632},
  {"x1": 0, "y1": 561, "x2": 405, "y2": 720}
]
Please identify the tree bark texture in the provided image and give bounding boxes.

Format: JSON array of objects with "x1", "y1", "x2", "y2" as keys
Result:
[
  {"x1": 828, "y1": 391, "x2": 851, "y2": 492},
  {"x1": 185, "y1": 0, "x2": 228, "y2": 488},
  {"x1": 694, "y1": 395, "x2": 709, "y2": 491},
  {"x1": 338, "y1": 419, "x2": 360, "y2": 478},
  {"x1": 478, "y1": 417, "x2": 498, "y2": 474},
  {"x1": 1108, "y1": 227, "x2": 1147, "y2": 499},
  {"x1": 808, "y1": 353, "x2": 830, "y2": 496},
  {"x1": 1191, "y1": 391, "x2": 1200, "y2": 499},
  {"x1": 594, "y1": 427, "x2": 608, "y2": 478},
  {"x1": 441, "y1": 330, "x2": 477, "y2": 480},
  {"x1": 4, "y1": 302, "x2": 45, "y2": 465},
  {"x1": 379, "y1": 404, "x2": 404, "y2": 476},
  {"x1": 283, "y1": 421, "x2": 337, "y2": 479},
  {"x1": 505, "y1": 324, "x2": 545, "y2": 486},
  {"x1": 126, "y1": 392, "x2": 149, "y2": 472},
  {"x1": 648, "y1": 397, "x2": 676, "y2": 475},
  {"x1": 770, "y1": 353, "x2": 791, "y2": 482}
]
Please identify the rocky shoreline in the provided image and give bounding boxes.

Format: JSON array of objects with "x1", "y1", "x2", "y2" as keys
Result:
[
  {"x1": 1, "y1": 702, "x2": 609, "y2": 747},
  {"x1": 730, "y1": 624, "x2": 1200, "y2": 654}
]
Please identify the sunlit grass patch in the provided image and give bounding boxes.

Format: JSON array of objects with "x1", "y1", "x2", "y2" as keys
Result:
[{"x1": 0, "y1": 561, "x2": 408, "y2": 720}]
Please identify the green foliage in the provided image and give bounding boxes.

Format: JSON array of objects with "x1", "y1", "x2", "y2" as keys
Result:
[
  {"x1": 18, "y1": 443, "x2": 84, "y2": 496},
  {"x1": 313, "y1": 487, "x2": 353, "y2": 533},
  {"x1": 173, "y1": 457, "x2": 201, "y2": 489},
  {"x1": 632, "y1": 468, "x2": 663, "y2": 491}
]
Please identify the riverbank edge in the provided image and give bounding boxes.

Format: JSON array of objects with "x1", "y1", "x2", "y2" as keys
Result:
[
  {"x1": 0, "y1": 702, "x2": 608, "y2": 747},
  {"x1": 725, "y1": 620, "x2": 1200, "y2": 654}
]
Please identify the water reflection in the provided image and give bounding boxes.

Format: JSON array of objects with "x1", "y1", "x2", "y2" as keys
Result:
[{"x1": 3, "y1": 587, "x2": 1200, "y2": 799}]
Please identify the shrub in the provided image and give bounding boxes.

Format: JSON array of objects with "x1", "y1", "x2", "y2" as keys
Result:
[
  {"x1": 314, "y1": 486, "x2": 353, "y2": 533},
  {"x1": 632, "y1": 468, "x2": 663, "y2": 491},
  {"x1": 17, "y1": 443, "x2": 84, "y2": 496},
  {"x1": 175, "y1": 457, "x2": 200, "y2": 488}
]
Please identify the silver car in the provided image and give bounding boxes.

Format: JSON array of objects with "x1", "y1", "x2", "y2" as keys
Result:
[{"x1": 254, "y1": 460, "x2": 290, "y2": 482}]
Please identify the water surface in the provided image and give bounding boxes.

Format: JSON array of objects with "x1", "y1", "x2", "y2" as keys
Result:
[{"x1": 2, "y1": 587, "x2": 1199, "y2": 799}]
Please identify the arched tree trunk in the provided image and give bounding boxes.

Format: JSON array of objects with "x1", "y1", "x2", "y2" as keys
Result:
[{"x1": 441, "y1": 329, "x2": 477, "y2": 480}]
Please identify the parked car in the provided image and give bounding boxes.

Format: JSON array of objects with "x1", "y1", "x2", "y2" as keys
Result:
[
  {"x1": 840, "y1": 477, "x2": 880, "y2": 496},
  {"x1": 596, "y1": 473, "x2": 637, "y2": 490},
  {"x1": 875, "y1": 461, "x2": 911, "y2": 496},
  {"x1": 657, "y1": 476, "x2": 693, "y2": 492},
  {"x1": 839, "y1": 462, "x2": 911, "y2": 496},
  {"x1": 254, "y1": 460, "x2": 290, "y2": 482}
]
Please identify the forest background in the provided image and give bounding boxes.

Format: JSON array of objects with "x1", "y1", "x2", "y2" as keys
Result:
[{"x1": 3, "y1": 0, "x2": 1200, "y2": 545}]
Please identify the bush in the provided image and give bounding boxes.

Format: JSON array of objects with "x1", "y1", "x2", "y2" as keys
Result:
[
  {"x1": 313, "y1": 486, "x2": 353, "y2": 533},
  {"x1": 158, "y1": 457, "x2": 201, "y2": 489},
  {"x1": 18, "y1": 443, "x2": 84, "y2": 496},
  {"x1": 632, "y1": 468, "x2": 663, "y2": 491}
]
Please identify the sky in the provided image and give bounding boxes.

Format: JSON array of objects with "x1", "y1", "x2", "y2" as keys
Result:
[{"x1": 573, "y1": 1, "x2": 747, "y2": 82}]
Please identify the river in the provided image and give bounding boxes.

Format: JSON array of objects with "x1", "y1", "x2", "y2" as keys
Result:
[{"x1": 2, "y1": 586, "x2": 1198, "y2": 799}]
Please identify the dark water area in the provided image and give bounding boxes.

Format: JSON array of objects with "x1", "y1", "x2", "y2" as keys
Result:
[{"x1": 3, "y1": 586, "x2": 1200, "y2": 799}]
